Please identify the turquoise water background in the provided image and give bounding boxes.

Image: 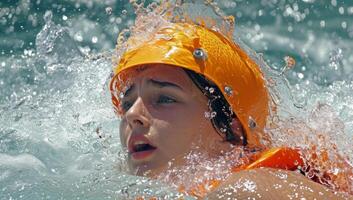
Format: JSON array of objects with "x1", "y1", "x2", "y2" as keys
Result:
[{"x1": 1, "y1": 0, "x2": 353, "y2": 199}]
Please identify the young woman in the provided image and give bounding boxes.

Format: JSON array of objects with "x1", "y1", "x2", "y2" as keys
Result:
[{"x1": 110, "y1": 22, "x2": 351, "y2": 199}]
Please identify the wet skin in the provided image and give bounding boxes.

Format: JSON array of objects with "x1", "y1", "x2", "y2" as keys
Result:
[{"x1": 118, "y1": 64, "x2": 234, "y2": 177}]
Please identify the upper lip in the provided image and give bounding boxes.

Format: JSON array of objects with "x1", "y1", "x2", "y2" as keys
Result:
[{"x1": 127, "y1": 133, "x2": 157, "y2": 153}]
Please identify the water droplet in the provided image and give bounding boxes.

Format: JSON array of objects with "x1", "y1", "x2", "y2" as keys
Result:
[
  {"x1": 280, "y1": 56, "x2": 296, "y2": 75},
  {"x1": 44, "y1": 10, "x2": 53, "y2": 22},
  {"x1": 338, "y1": 7, "x2": 344, "y2": 15},
  {"x1": 277, "y1": 173, "x2": 288, "y2": 179},
  {"x1": 242, "y1": 180, "x2": 257, "y2": 192},
  {"x1": 193, "y1": 48, "x2": 207, "y2": 61},
  {"x1": 331, "y1": 0, "x2": 337, "y2": 6},
  {"x1": 105, "y1": 7, "x2": 112, "y2": 15},
  {"x1": 284, "y1": 56, "x2": 296, "y2": 68},
  {"x1": 208, "y1": 87, "x2": 214, "y2": 94},
  {"x1": 224, "y1": 86, "x2": 233, "y2": 96},
  {"x1": 248, "y1": 117, "x2": 257, "y2": 129},
  {"x1": 116, "y1": 17, "x2": 122, "y2": 24},
  {"x1": 341, "y1": 21, "x2": 347, "y2": 29},
  {"x1": 204, "y1": 111, "x2": 217, "y2": 119},
  {"x1": 62, "y1": 15, "x2": 67, "y2": 21},
  {"x1": 329, "y1": 48, "x2": 343, "y2": 70},
  {"x1": 119, "y1": 92, "x2": 124, "y2": 99},
  {"x1": 297, "y1": 72, "x2": 304, "y2": 79},
  {"x1": 332, "y1": 168, "x2": 340, "y2": 175},
  {"x1": 121, "y1": 9, "x2": 127, "y2": 15},
  {"x1": 210, "y1": 111, "x2": 217, "y2": 118},
  {"x1": 91, "y1": 36, "x2": 98, "y2": 44},
  {"x1": 74, "y1": 33, "x2": 83, "y2": 42}
]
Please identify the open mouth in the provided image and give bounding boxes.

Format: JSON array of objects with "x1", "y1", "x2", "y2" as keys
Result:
[
  {"x1": 128, "y1": 135, "x2": 157, "y2": 160},
  {"x1": 133, "y1": 142, "x2": 157, "y2": 153}
]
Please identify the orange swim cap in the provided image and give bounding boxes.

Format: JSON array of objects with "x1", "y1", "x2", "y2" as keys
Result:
[{"x1": 110, "y1": 22, "x2": 269, "y2": 147}]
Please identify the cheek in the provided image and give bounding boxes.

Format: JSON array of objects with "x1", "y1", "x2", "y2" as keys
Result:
[
  {"x1": 119, "y1": 118, "x2": 129, "y2": 148},
  {"x1": 153, "y1": 119, "x2": 197, "y2": 157},
  {"x1": 153, "y1": 107, "x2": 211, "y2": 153}
]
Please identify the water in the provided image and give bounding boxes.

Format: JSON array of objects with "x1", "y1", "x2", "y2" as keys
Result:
[{"x1": 1, "y1": 0, "x2": 353, "y2": 199}]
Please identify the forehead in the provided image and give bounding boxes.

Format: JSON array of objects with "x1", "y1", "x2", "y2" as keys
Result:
[{"x1": 125, "y1": 64, "x2": 193, "y2": 88}]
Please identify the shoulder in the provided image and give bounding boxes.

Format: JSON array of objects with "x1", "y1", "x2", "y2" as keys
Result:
[{"x1": 206, "y1": 168, "x2": 352, "y2": 200}]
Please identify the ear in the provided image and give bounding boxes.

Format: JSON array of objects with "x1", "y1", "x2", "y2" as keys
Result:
[{"x1": 230, "y1": 117, "x2": 245, "y2": 142}]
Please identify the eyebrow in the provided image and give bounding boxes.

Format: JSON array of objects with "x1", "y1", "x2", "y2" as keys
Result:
[
  {"x1": 122, "y1": 79, "x2": 183, "y2": 98},
  {"x1": 148, "y1": 79, "x2": 183, "y2": 91}
]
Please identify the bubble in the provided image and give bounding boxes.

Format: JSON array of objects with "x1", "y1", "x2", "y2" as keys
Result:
[
  {"x1": 43, "y1": 10, "x2": 53, "y2": 22},
  {"x1": 91, "y1": 36, "x2": 98, "y2": 44},
  {"x1": 119, "y1": 92, "x2": 124, "y2": 99},
  {"x1": 331, "y1": 0, "x2": 337, "y2": 7},
  {"x1": 116, "y1": 17, "x2": 122, "y2": 24},
  {"x1": 320, "y1": 20, "x2": 325, "y2": 27},
  {"x1": 105, "y1": 7, "x2": 112, "y2": 15},
  {"x1": 277, "y1": 173, "x2": 288, "y2": 180},
  {"x1": 338, "y1": 7, "x2": 344, "y2": 15},
  {"x1": 208, "y1": 87, "x2": 214, "y2": 94},
  {"x1": 298, "y1": 73, "x2": 304, "y2": 79},
  {"x1": 62, "y1": 15, "x2": 68, "y2": 21},
  {"x1": 210, "y1": 111, "x2": 217, "y2": 118},
  {"x1": 74, "y1": 33, "x2": 83, "y2": 42},
  {"x1": 341, "y1": 21, "x2": 347, "y2": 29},
  {"x1": 121, "y1": 10, "x2": 127, "y2": 15},
  {"x1": 248, "y1": 117, "x2": 257, "y2": 129},
  {"x1": 329, "y1": 48, "x2": 343, "y2": 70},
  {"x1": 243, "y1": 180, "x2": 257, "y2": 192},
  {"x1": 273, "y1": 183, "x2": 282, "y2": 189},
  {"x1": 204, "y1": 111, "x2": 217, "y2": 119},
  {"x1": 224, "y1": 86, "x2": 233, "y2": 96},
  {"x1": 254, "y1": 24, "x2": 260, "y2": 31},
  {"x1": 284, "y1": 56, "x2": 296, "y2": 68},
  {"x1": 1, "y1": 62, "x2": 5, "y2": 67}
]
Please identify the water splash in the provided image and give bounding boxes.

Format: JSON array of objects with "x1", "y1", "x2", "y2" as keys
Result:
[
  {"x1": 1, "y1": 0, "x2": 353, "y2": 199},
  {"x1": 155, "y1": 146, "x2": 252, "y2": 196},
  {"x1": 36, "y1": 11, "x2": 83, "y2": 65}
]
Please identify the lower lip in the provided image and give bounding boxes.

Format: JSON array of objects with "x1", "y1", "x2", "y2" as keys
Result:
[{"x1": 131, "y1": 149, "x2": 156, "y2": 160}]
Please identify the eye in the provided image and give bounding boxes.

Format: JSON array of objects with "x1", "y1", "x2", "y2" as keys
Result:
[
  {"x1": 156, "y1": 95, "x2": 176, "y2": 104},
  {"x1": 121, "y1": 101, "x2": 133, "y2": 112}
]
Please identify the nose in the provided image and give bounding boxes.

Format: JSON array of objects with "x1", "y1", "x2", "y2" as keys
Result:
[{"x1": 124, "y1": 97, "x2": 150, "y2": 129}]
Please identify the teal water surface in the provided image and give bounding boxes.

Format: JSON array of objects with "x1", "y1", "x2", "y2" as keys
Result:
[{"x1": 1, "y1": 0, "x2": 353, "y2": 199}]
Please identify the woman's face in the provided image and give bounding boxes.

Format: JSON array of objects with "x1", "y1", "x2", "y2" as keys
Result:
[{"x1": 118, "y1": 64, "x2": 233, "y2": 177}]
